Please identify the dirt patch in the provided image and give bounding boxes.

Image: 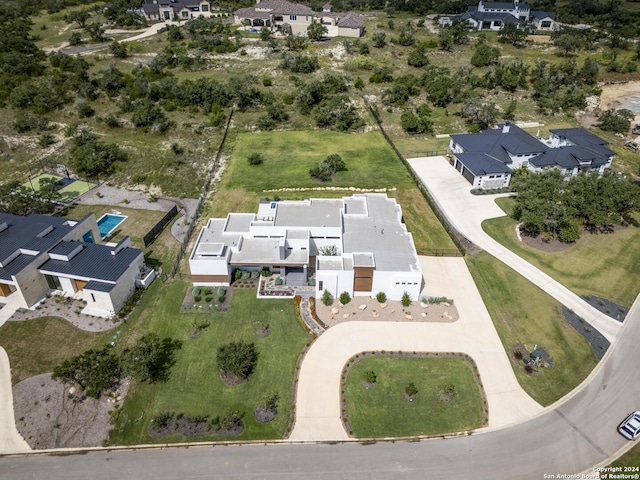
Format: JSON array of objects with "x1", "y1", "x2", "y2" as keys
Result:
[
  {"x1": 317, "y1": 296, "x2": 459, "y2": 327},
  {"x1": 13, "y1": 373, "x2": 128, "y2": 449},
  {"x1": 594, "y1": 81, "x2": 640, "y2": 132},
  {"x1": 439, "y1": 390, "x2": 454, "y2": 402},
  {"x1": 519, "y1": 232, "x2": 573, "y2": 252},
  {"x1": 403, "y1": 392, "x2": 417, "y2": 402},
  {"x1": 220, "y1": 371, "x2": 247, "y2": 386},
  {"x1": 361, "y1": 380, "x2": 376, "y2": 390},
  {"x1": 256, "y1": 325, "x2": 270, "y2": 337}
]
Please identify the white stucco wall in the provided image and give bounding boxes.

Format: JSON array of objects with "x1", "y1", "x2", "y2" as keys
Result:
[
  {"x1": 372, "y1": 272, "x2": 422, "y2": 302},
  {"x1": 316, "y1": 269, "x2": 354, "y2": 300}
]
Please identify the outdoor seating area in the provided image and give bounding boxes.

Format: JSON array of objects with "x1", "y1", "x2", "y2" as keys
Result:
[{"x1": 257, "y1": 275, "x2": 313, "y2": 298}]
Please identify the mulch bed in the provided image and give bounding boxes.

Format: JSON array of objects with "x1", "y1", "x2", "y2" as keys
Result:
[
  {"x1": 254, "y1": 405, "x2": 277, "y2": 423},
  {"x1": 179, "y1": 285, "x2": 232, "y2": 313},
  {"x1": 149, "y1": 413, "x2": 244, "y2": 439},
  {"x1": 581, "y1": 294, "x2": 628, "y2": 322},
  {"x1": 256, "y1": 326, "x2": 270, "y2": 337},
  {"x1": 562, "y1": 306, "x2": 610, "y2": 360},
  {"x1": 519, "y1": 231, "x2": 572, "y2": 253}
]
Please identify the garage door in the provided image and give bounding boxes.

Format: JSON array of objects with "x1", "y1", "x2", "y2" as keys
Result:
[{"x1": 461, "y1": 166, "x2": 475, "y2": 185}]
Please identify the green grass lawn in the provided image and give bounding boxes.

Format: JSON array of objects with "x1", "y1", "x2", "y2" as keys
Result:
[
  {"x1": 108, "y1": 283, "x2": 309, "y2": 444},
  {"x1": 482, "y1": 197, "x2": 640, "y2": 306},
  {"x1": 466, "y1": 252, "x2": 598, "y2": 406},
  {"x1": 343, "y1": 356, "x2": 485, "y2": 438},
  {"x1": 0, "y1": 317, "x2": 113, "y2": 385},
  {"x1": 206, "y1": 130, "x2": 457, "y2": 254},
  {"x1": 610, "y1": 443, "x2": 640, "y2": 468}
]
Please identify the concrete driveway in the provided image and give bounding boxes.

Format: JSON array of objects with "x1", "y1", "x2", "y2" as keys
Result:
[
  {"x1": 289, "y1": 256, "x2": 542, "y2": 441},
  {"x1": 408, "y1": 156, "x2": 622, "y2": 343},
  {"x1": 0, "y1": 347, "x2": 31, "y2": 454}
]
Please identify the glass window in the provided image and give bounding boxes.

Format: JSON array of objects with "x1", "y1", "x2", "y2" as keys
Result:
[
  {"x1": 290, "y1": 15, "x2": 297, "y2": 20},
  {"x1": 45, "y1": 275, "x2": 62, "y2": 290}
]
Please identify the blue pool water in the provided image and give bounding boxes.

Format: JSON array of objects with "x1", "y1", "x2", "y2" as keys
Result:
[{"x1": 97, "y1": 214, "x2": 127, "y2": 238}]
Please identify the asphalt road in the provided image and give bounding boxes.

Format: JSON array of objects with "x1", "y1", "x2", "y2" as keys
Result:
[{"x1": 1, "y1": 292, "x2": 637, "y2": 479}]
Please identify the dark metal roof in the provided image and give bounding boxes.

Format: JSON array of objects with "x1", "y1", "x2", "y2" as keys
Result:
[
  {"x1": 0, "y1": 254, "x2": 38, "y2": 281},
  {"x1": 480, "y1": 1, "x2": 526, "y2": 9},
  {"x1": 0, "y1": 213, "x2": 75, "y2": 268},
  {"x1": 455, "y1": 153, "x2": 512, "y2": 176},
  {"x1": 550, "y1": 128, "x2": 615, "y2": 158},
  {"x1": 530, "y1": 10, "x2": 555, "y2": 19},
  {"x1": 39, "y1": 242, "x2": 142, "y2": 283},
  {"x1": 49, "y1": 241, "x2": 80, "y2": 256},
  {"x1": 530, "y1": 146, "x2": 609, "y2": 168},
  {"x1": 84, "y1": 280, "x2": 116, "y2": 292}
]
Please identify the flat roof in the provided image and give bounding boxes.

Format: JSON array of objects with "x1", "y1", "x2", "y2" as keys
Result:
[
  {"x1": 225, "y1": 214, "x2": 254, "y2": 233},
  {"x1": 230, "y1": 238, "x2": 308, "y2": 265},
  {"x1": 274, "y1": 199, "x2": 343, "y2": 228}
]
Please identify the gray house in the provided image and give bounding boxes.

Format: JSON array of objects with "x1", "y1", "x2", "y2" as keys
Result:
[
  {"x1": 0, "y1": 213, "x2": 152, "y2": 318},
  {"x1": 449, "y1": 123, "x2": 614, "y2": 189},
  {"x1": 441, "y1": 0, "x2": 556, "y2": 31}
]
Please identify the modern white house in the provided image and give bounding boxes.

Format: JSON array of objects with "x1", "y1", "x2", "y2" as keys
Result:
[
  {"x1": 448, "y1": 123, "x2": 615, "y2": 189},
  {"x1": 233, "y1": 0, "x2": 365, "y2": 38},
  {"x1": 189, "y1": 194, "x2": 423, "y2": 302},
  {"x1": 139, "y1": 0, "x2": 215, "y2": 21},
  {"x1": 0, "y1": 213, "x2": 152, "y2": 318},
  {"x1": 440, "y1": 0, "x2": 556, "y2": 31}
]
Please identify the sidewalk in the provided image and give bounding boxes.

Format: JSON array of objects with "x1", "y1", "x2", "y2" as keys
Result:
[
  {"x1": 408, "y1": 156, "x2": 622, "y2": 342},
  {"x1": 0, "y1": 347, "x2": 31, "y2": 454},
  {"x1": 289, "y1": 256, "x2": 543, "y2": 441}
]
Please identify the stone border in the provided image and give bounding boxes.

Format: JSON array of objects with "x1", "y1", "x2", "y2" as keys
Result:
[{"x1": 339, "y1": 351, "x2": 489, "y2": 438}]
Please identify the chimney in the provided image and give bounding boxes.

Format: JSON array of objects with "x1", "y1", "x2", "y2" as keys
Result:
[{"x1": 502, "y1": 121, "x2": 511, "y2": 134}]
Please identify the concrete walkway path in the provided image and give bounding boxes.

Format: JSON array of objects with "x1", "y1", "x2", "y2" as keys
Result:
[
  {"x1": 289, "y1": 256, "x2": 542, "y2": 441},
  {"x1": 0, "y1": 347, "x2": 31, "y2": 454},
  {"x1": 407, "y1": 156, "x2": 622, "y2": 343}
]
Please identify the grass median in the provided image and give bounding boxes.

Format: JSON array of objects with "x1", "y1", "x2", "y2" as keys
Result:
[
  {"x1": 466, "y1": 252, "x2": 598, "y2": 406},
  {"x1": 343, "y1": 356, "x2": 485, "y2": 438}
]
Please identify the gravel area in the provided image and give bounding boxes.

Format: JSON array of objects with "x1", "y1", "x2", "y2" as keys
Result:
[
  {"x1": 562, "y1": 306, "x2": 610, "y2": 360},
  {"x1": 76, "y1": 184, "x2": 199, "y2": 244},
  {"x1": 13, "y1": 373, "x2": 129, "y2": 449},
  {"x1": 9, "y1": 296, "x2": 122, "y2": 333},
  {"x1": 581, "y1": 294, "x2": 628, "y2": 322},
  {"x1": 317, "y1": 297, "x2": 459, "y2": 328}
]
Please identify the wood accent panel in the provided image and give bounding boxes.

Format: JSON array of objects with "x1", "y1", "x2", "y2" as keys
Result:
[
  {"x1": 74, "y1": 279, "x2": 88, "y2": 291},
  {"x1": 191, "y1": 274, "x2": 229, "y2": 282},
  {"x1": 354, "y1": 277, "x2": 372, "y2": 292},
  {"x1": 0, "y1": 283, "x2": 13, "y2": 297}
]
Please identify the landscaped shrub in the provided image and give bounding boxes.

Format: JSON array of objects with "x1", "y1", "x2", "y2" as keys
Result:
[
  {"x1": 376, "y1": 292, "x2": 387, "y2": 303},
  {"x1": 339, "y1": 291, "x2": 351, "y2": 305},
  {"x1": 217, "y1": 286, "x2": 226, "y2": 297},
  {"x1": 261, "y1": 267, "x2": 271, "y2": 277},
  {"x1": 401, "y1": 291, "x2": 411, "y2": 307},
  {"x1": 322, "y1": 289, "x2": 333, "y2": 306},
  {"x1": 194, "y1": 295, "x2": 202, "y2": 302},
  {"x1": 248, "y1": 153, "x2": 264, "y2": 165},
  {"x1": 218, "y1": 294, "x2": 226, "y2": 303},
  {"x1": 205, "y1": 295, "x2": 213, "y2": 303},
  {"x1": 405, "y1": 382, "x2": 418, "y2": 397},
  {"x1": 251, "y1": 271, "x2": 260, "y2": 279},
  {"x1": 234, "y1": 269, "x2": 243, "y2": 280},
  {"x1": 241, "y1": 271, "x2": 251, "y2": 280},
  {"x1": 275, "y1": 276, "x2": 283, "y2": 286},
  {"x1": 363, "y1": 370, "x2": 377, "y2": 384},
  {"x1": 216, "y1": 341, "x2": 258, "y2": 381}
]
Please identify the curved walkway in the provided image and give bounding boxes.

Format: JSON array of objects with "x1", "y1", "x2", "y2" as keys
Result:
[
  {"x1": 0, "y1": 348, "x2": 31, "y2": 454},
  {"x1": 408, "y1": 156, "x2": 622, "y2": 343},
  {"x1": 289, "y1": 256, "x2": 542, "y2": 441}
]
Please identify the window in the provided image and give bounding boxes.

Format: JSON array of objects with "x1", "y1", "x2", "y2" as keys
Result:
[
  {"x1": 202, "y1": 4, "x2": 209, "y2": 12},
  {"x1": 319, "y1": 281, "x2": 323, "y2": 290},
  {"x1": 182, "y1": 11, "x2": 188, "y2": 18},
  {"x1": 290, "y1": 15, "x2": 297, "y2": 21},
  {"x1": 541, "y1": 20, "x2": 551, "y2": 28},
  {"x1": 91, "y1": 293, "x2": 96, "y2": 302},
  {"x1": 45, "y1": 275, "x2": 62, "y2": 290}
]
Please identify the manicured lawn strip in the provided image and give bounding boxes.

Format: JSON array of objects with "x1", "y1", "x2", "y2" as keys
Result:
[
  {"x1": 0, "y1": 317, "x2": 113, "y2": 385},
  {"x1": 466, "y1": 252, "x2": 598, "y2": 407},
  {"x1": 482, "y1": 197, "x2": 640, "y2": 306},
  {"x1": 108, "y1": 283, "x2": 309, "y2": 444},
  {"x1": 610, "y1": 443, "x2": 640, "y2": 468},
  {"x1": 344, "y1": 356, "x2": 484, "y2": 438}
]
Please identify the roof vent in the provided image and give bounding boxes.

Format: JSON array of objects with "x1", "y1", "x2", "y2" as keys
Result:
[
  {"x1": 37, "y1": 225, "x2": 54, "y2": 238},
  {"x1": 0, "y1": 222, "x2": 8, "y2": 234},
  {"x1": 502, "y1": 121, "x2": 511, "y2": 134}
]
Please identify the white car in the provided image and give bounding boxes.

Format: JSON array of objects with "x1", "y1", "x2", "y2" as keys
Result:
[{"x1": 618, "y1": 411, "x2": 640, "y2": 440}]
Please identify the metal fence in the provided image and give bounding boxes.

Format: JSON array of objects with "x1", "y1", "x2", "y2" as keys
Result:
[
  {"x1": 143, "y1": 205, "x2": 179, "y2": 247},
  {"x1": 169, "y1": 107, "x2": 235, "y2": 278}
]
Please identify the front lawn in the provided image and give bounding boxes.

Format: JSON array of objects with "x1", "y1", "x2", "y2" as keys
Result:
[
  {"x1": 108, "y1": 283, "x2": 309, "y2": 444},
  {"x1": 482, "y1": 197, "x2": 640, "y2": 306},
  {"x1": 206, "y1": 130, "x2": 457, "y2": 254},
  {"x1": 466, "y1": 252, "x2": 598, "y2": 406},
  {"x1": 343, "y1": 356, "x2": 485, "y2": 438}
]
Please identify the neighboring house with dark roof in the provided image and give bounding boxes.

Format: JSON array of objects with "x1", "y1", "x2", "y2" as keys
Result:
[
  {"x1": 138, "y1": 0, "x2": 214, "y2": 22},
  {"x1": 189, "y1": 194, "x2": 422, "y2": 302},
  {"x1": 440, "y1": 0, "x2": 555, "y2": 31},
  {"x1": 448, "y1": 123, "x2": 614, "y2": 189},
  {"x1": 0, "y1": 213, "x2": 152, "y2": 318},
  {"x1": 233, "y1": 0, "x2": 364, "y2": 37}
]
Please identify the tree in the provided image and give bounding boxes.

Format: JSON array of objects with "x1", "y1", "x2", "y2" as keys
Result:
[
  {"x1": 166, "y1": 25, "x2": 184, "y2": 42},
  {"x1": 69, "y1": 130, "x2": 128, "y2": 178},
  {"x1": 131, "y1": 100, "x2": 169, "y2": 131},
  {"x1": 69, "y1": 31, "x2": 83, "y2": 46},
  {"x1": 408, "y1": 44, "x2": 430, "y2": 68},
  {"x1": 216, "y1": 341, "x2": 258, "y2": 381},
  {"x1": 84, "y1": 22, "x2": 108, "y2": 42},
  {"x1": 498, "y1": 23, "x2": 527, "y2": 46},
  {"x1": 307, "y1": 22, "x2": 328, "y2": 41},
  {"x1": 66, "y1": 10, "x2": 90, "y2": 28},
  {"x1": 339, "y1": 291, "x2": 351, "y2": 305},
  {"x1": 372, "y1": 31, "x2": 386, "y2": 48},
  {"x1": 285, "y1": 35, "x2": 308, "y2": 51},
  {"x1": 554, "y1": 33, "x2": 582, "y2": 56},
  {"x1": 121, "y1": 333, "x2": 182, "y2": 383},
  {"x1": 461, "y1": 96, "x2": 498, "y2": 130},
  {"x1": 248, "y1": 152, "x2": 265, "y2": 165},
  {"x1": 0, "y1": 181, "x2": 58, "y2": 216},
  {"x1": 597, "y1": 108, "x2": 634, "y2": 134},
  {"x1": 52, "y1": 346, "x2": 121, "y2": 399},
  {"x1": 405, "y1": 382, "x2": 418, "y2": 397},
  {"x1": 109, "y1": 41, "x2": 128, "y2": 58},
  {"x1": 438, "y1": 29, "x2": 453, "y2": 52},
  {"x1": 449, "y1": 21, "x2": 469, "y2": 45},
  {"x1": 259, "y1": 26, "x2": 271, "y2": 41},
  {"x1": 470, "y1": 42, "x2": 500, "y2": 67},
  {"x1": 321, "y1": 289, "x2": 333, "y2": 306}
]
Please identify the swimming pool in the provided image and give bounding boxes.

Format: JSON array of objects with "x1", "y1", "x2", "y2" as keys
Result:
[{"x1": 97, "y1": 214, "x2": 128, "y2": 239}]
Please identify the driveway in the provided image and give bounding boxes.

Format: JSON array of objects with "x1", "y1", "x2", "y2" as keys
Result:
[
  {"x1": 0, "y1": 348, "x2": 31, "y2": 454},
  {"x1": 408, "y1": 156, "x2": 622, "y2": 343},
  {"x1": 289, "y1": 256, "x2": 542, "y2": 441}
]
